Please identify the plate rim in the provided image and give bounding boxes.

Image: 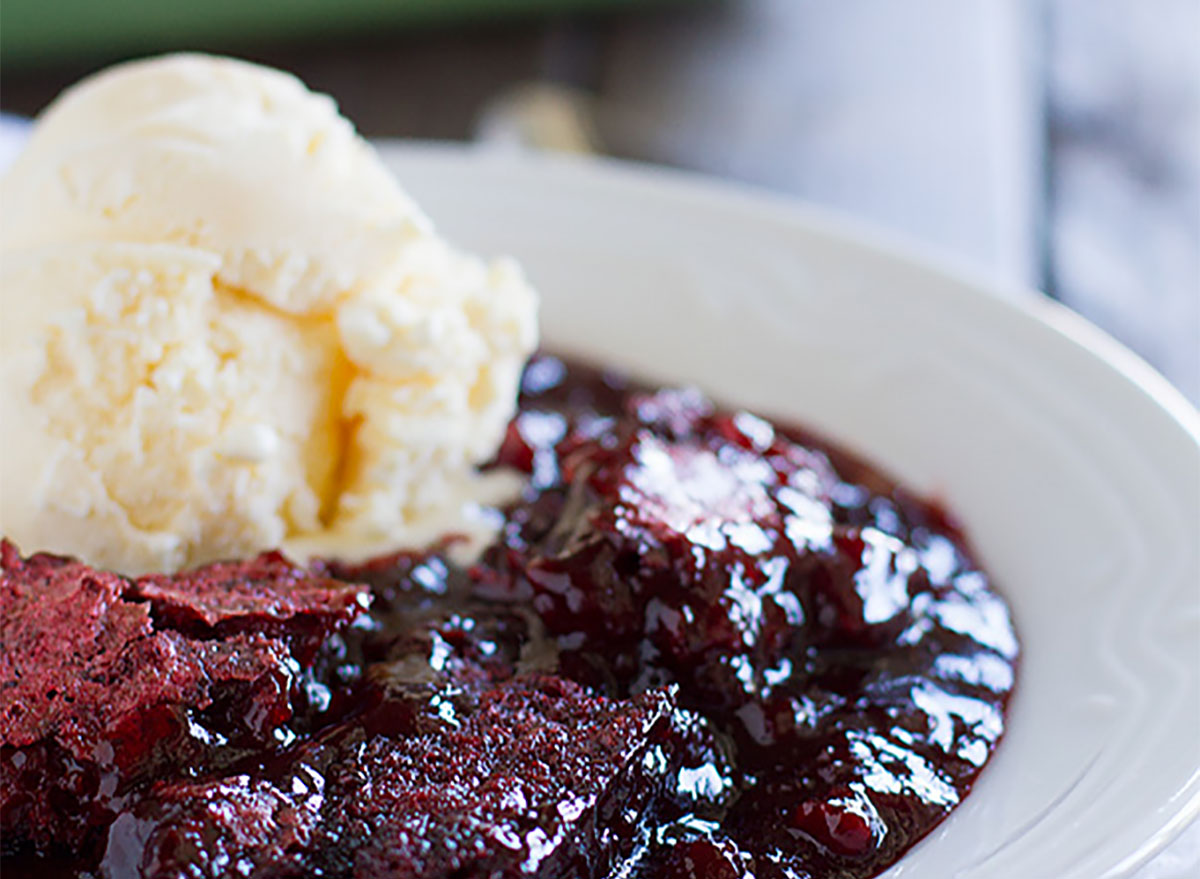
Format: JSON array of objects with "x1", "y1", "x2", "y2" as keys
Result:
[{"x1": 379, "y1": 140, "x2": 1199, "y2": 444}]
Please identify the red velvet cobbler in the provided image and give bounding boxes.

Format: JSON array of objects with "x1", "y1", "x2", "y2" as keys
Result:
[{"x1": 1, "y1": 355, "x2": 1017, "y2": 879}]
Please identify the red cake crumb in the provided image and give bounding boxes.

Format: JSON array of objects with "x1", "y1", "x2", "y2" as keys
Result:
[
  {"x1": 0, "y1": 541, "x2": 368, "y2": 854},
  {"x1": 102, "y1": 676, "x2": 678, "y2": 879}
]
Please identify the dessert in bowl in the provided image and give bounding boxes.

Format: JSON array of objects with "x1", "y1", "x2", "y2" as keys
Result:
[
  {"x1": 1, "y1": 351, "x2": 1017, "y2": 878},
  {"x1": 10, "y1": 51, "x2": 1186, "y2": 879}
]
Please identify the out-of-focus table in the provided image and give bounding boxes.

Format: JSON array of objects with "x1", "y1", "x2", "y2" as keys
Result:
[
  {"x1": 7, "y1": 0, "x2": 1193, "y2": 401},
  {"x1": 1, "y1": 0, "x2": 1197, "y2": 872},
  {"x1": 3, "y1": 0, "x2": 1196, "y2": 400}
]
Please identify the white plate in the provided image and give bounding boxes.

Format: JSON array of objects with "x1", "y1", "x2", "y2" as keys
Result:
[{"x1": 380, "y1": 143, "x2": 1200, "y2": 879}]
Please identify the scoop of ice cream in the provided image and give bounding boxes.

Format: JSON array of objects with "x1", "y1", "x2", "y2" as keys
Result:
[{"x1": 0, "y1": 55, "x2": 537, "y2": 574}]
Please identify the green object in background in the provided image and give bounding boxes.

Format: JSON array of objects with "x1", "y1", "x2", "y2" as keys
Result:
[{"x1": 0, "y1": 0, "x2": 708, "y2": 66}]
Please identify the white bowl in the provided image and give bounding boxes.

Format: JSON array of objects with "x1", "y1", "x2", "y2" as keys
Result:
[{"x1": 381, "y1": 143, "x2": 1200, "y2": 879}]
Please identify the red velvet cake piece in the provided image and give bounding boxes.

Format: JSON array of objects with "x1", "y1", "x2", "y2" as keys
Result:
[
  {"x1": 349, "y1": 676, "x2": 677, "y2": 879},
  {"x1": 0, "y1": 541, "x2": 366, "y2": 854},
  {"x1": 102, "y1": 676, "x2": 679, "y2": 879},
  {"x1": 484, "y1": 387, "x2": 845, "y2": 710},
  {"x1": 101, "y1": 774, "x2": 323, "y2": 879},
  {"x1": 132, "y1": 551, "x2": 370, "y2": 663}
]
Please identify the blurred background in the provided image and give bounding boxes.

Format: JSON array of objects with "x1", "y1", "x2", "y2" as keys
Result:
[
  {"x1": 1, "y1": 0, "x2": 1196, "y2": 406},
  {"x1": 0, "y1": 0, "x2": 1196, "y2": 873}
]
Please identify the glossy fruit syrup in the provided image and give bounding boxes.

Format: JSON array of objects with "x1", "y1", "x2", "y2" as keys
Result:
[{"x1": 0, "y1": 354, "x2": 1018, "y2": 879}]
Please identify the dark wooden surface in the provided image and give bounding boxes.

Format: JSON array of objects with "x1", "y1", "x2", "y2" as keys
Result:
[{"x1": 1, "y1": 5, "x2": 1197, "y2": 867}]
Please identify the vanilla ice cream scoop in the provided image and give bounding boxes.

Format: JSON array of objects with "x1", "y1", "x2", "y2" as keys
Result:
[{"x1": 0, "y1": 55, "x2": 537, "y2": 574}]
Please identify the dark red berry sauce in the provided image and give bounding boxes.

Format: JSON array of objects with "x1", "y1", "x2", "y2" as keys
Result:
[{"x1": 0, "y1": 354, "x2": 1018, "y2": 879}]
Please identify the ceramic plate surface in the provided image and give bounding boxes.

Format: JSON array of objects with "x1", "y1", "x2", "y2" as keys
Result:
[{"x1": 381, "y1": 143, "x2": 1200, "y2": 879}]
